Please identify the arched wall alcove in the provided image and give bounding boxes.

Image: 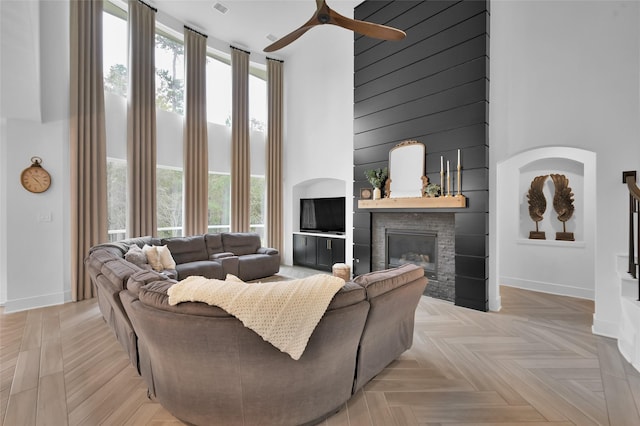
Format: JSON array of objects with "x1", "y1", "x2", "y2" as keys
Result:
[
  {"x1": 284, "y1": 178, "x2": 349, "y2": 266},
  {"x1": 495, "y1": 147, "x2": 596, "y2": 303}
]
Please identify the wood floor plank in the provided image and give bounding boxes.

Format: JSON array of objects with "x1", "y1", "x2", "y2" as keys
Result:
[
  {"x1": 411, "y1": 405, "x2": 546, "y2": 423},
  {"x1": 345, "y1": 389, "x2": 373, "y2": 426},
  {"x1": 10, "y1": 348, "x2": 40, "y2": 395},
  {"x1": 4, "y1": 386, "x2": 37, "y2": 426},
  {"x1": 36, "y1": 372, "x2": 68, "y2": 426}
]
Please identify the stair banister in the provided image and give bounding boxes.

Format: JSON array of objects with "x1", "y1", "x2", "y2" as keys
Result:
[{"x1": 623, "y1": 171, "x2": 639, "y2": 299}]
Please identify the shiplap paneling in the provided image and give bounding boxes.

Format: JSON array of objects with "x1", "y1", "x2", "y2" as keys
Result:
[{"x1": 353, "y1": 0, "x2": 489, "y2": 311}]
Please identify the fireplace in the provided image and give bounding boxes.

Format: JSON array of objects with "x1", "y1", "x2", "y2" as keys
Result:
[
  {"x1": 372, "y1": 212, "x2": 455, "y2": 302},
  {"x1": 386, "y1": 229, "x2": 437, "y2": 280}
]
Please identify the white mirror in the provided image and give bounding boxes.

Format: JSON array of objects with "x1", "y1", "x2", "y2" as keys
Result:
[{"x1": 388, "y1": 141, "x2": 426, "y2": 198}]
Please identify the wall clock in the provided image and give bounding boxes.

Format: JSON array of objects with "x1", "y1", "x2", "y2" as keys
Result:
[
  {"x1": 360, "y1": 188, "x2": 373, "y2": 199},
  {"x1": 21, "y1": 157, "x2": 51, "y2": 193}
]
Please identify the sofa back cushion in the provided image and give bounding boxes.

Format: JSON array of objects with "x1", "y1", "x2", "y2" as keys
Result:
[
  {"x1": 162, "y1": 235, "x2": 208, "y2": 264},
  {"x1": 204, "y1": 233, "x2": 224, "y2": 256},
  {"x1": 138, "y1": 280, "x2": 231, "y2": 318},
  {"x1": 353, "y1": 263, "x2": 426, "y2": 299},
  {"x1": 221, "y1": 232, "x2": 261, "y2": 256},
  {"x1": 89, "y1": 236, "x2": 157, "y2": 257}
]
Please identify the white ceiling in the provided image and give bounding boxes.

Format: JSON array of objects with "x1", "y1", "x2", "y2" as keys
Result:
[{"x1": 148, "y1": 0, "x2": 361, "y2": 59}]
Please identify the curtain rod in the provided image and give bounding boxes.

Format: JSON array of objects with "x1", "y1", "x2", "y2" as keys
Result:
[
  {"x1": 266, "y1": 57, "x2": 284, "y2": 63},
  {"x1": 137, "y1": 0, "x2": 157, "y2": 12},
  {"x1": 230, "y1": 45, "x2": 251, "y2": 55},
  {"x1": 184, "y1": 25, "x2": 208, "y2": 39}
]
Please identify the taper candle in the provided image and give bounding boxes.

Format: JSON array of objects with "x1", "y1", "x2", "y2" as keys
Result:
[
  {"x1": 447, "y1": 160, "x2": 450, "y2": 196},
  {"x1": 440, "y1": 156, "x2": 443, "y2": 173},
  {"x1": 457, "y1": 149, "x2": 460, "y2": 167}
]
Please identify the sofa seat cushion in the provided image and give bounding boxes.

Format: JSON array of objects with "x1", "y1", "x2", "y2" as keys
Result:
[
  {"x1": 162, "y1": 235, "x2": 208, "y2": 264},
  {"x1": 237, "y1": 254, "x2": 280, "y2": 281},
  {"x1": 175, "y1": 260, "x2": 224, "y2": 280},
  {"x1": 221, "y1": 232, "x2": 261, "y2": 256},
  {"x1": 353, "y1": 264, "x2": 425, "y2": 299}
]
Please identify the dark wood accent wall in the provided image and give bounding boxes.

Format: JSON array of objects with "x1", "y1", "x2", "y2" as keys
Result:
[{"x1": 353, "y1": 0, "x2": 489, "y2": 311}]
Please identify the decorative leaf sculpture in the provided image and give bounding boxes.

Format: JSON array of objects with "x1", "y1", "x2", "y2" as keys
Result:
[
  {"x1": 550, "y1": 174, "x2": 575, "y2": 223},
  {"x1": 527, "y1": 175, "x2": 548, "y2": 230}
]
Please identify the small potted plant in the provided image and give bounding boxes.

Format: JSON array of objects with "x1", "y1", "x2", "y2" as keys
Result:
[
  {"x1": 364, "y1": 167, "x2": 388, "y2": 200},
  {"x1": 424, "y1": 183, "x2": 441, "y2": 197}
]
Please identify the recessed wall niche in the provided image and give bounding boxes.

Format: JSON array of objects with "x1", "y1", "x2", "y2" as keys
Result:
[
  {"x1": 497, "y1": 147, "x2": 596, "y2": 300},
  {"x1": 520, "y1": 158, "x2": 584, "y2": 241}
]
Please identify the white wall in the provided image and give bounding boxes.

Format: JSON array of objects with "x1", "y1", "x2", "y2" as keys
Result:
[
  {"x1": 281, "y1": 24, "x2": 355, "y2": 266},
  {"x1": 1, "y1": 0, "x2": 71, "y2": 312},
  {"x1": 490, "y1": 1, "x2": 640, "y2": 335}
]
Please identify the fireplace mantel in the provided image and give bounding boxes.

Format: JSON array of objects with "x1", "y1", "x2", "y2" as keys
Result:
[{"x1": 358, "y1": 195, "x2": 466, "y2": 209}]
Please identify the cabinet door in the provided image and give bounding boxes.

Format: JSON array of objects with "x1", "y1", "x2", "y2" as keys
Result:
[
  {"x1": 293, "y1": 234, "x2": 316, "y2": 266},
  {"x1": 331, "y1": 238, "x2": 346, "y2": 265},
  {"x1": 316, "y1": 237, "x2": 333, "y2": 270}
]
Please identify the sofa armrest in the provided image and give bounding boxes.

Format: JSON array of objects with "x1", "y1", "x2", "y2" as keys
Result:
[
  {"x1": 353, "y1": 264, "x2": 426, "y2": 299},
  {"x1": 257, "y1": 247, "x2": 279, "y2": 256},
  {"x1": 209, "y1": 252, "x2": 235, "y2": 260}
]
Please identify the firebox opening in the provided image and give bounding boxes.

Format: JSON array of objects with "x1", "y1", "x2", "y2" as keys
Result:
[{"x1": 385, "y1": 229, "x2": 437, "y2": 280}]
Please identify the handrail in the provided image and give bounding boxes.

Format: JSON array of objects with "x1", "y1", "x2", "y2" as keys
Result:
[
  {"x1": 625, "y1": 172, "x2": 640, "y2": 202},
  {"x1": 623, "y1": 171, "x2": 639, "y2": 300}
]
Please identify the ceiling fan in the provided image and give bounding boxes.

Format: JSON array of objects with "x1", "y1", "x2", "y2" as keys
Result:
[{"x1": 263, "y1": 0, "x2": 406, "y2": 52}]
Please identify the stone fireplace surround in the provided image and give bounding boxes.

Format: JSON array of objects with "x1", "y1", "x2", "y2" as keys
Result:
[{"x1": 372, "y1": 212, "x2": 455, "y2": 302}]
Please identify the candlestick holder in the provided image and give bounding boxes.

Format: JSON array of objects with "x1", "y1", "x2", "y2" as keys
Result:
[{"x1": 456, "y1": 164, "x2": 462, "y2": 197}]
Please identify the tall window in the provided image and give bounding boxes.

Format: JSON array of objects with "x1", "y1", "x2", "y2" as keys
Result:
[
  {"x1": 103, "y1": 5, "x2": 128, "y2": 96},
  {"x1": 155, "y1": 31, "x2": 185, "y2": 114},
  {"x1": 103, "y1": 4, "x2": 128, "y2": 241},
  {"x1": 107, "y1": 159, "x2": 127, "y2": 241},
  {"x1": 208, "y1": 172, "x2": 231, "y2": 233},
  {"x1": 155, "y1": 28, "x2": 185, "y2": 236},
  {"x1": 249, "y1": 69, "x2": 266, "y2": 239},
  {"x1": 157, "y1": 166, "x2": 183, "y2": 238}
]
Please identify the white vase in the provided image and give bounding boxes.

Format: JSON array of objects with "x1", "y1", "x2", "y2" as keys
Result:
[{"x1": 373, "y1": 187, "x2": 381, "y2": 200}]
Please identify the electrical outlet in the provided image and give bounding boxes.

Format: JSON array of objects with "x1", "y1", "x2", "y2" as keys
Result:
[{"x1": 37, "y1": 212, "x2": 52, "y2": 222}]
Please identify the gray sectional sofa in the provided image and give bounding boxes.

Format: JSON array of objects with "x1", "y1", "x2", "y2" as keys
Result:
[{"x1": 86, "y1": 235, "x2": 427, "y2": 426}]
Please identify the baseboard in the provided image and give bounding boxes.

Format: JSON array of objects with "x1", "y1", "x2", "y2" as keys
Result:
[
  {"x1": 592, "y1": 314, "x2": 619, "y2": 339},
  {"x1": 489, "y1": 295, "x2": 502, "y2": 312},
  {"x1": 501, "y1": 277, "x2": 594, "y2": 300},
  {"x1": 3, "y1": 292, "x2": 68, "y2": 313}
]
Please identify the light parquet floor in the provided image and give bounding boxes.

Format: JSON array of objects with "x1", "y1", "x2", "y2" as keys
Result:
[{"x1": 2, "y1": 282, "x2": 640, "y2": 425}]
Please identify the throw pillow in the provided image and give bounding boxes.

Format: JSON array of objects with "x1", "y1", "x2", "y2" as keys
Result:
[
  {"x1": 143, "y1": 244, "x2": 163, "y2": 272},
  {"x1": 125, "y1": 245, "x2": 148, "y2": 268},
  {"x1": 156, "y1": 245, "x2": 176, "y2": 269}
]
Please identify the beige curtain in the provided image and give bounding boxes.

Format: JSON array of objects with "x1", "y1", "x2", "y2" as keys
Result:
[
  {"x1": 127, "y1": 0, "x2": 157, "y2": 237},
  {"x1": 183, "y1": 27, "x2": 209, "y2": 236},
  {"x1": 266, "y1": 58, "x2": 283, "y2": 252},
  {"x1": 230, "y1": 47, "x2": 250, "y2": 232},
  {"x1": 70, "y1": 0, "x2": 108, "y2": 301}
]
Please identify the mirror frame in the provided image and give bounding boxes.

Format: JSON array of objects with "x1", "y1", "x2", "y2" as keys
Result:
[{"x1": 386, "y1": 140, "x2": 428, "y2": 198}]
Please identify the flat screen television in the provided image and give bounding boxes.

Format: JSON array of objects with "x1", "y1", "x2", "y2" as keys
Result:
[{"x1": 300, "y1": 197, "x2": 345, "y2": 234}]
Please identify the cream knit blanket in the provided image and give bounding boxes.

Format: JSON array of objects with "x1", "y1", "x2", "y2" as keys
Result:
[{"x1": 167, "y1": 274, "x2": 345, "y2": 360}]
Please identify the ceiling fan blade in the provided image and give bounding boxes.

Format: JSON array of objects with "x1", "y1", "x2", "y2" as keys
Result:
[
  {"x1": 263, "y1": 24, "x2": 316, "y2": 52},
  {"x1": 263, "y1": 1, "x2": 325, "y2": 52},
  {"x1": 330, "y1": 10, "x2": 406, "y2": 41}
]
